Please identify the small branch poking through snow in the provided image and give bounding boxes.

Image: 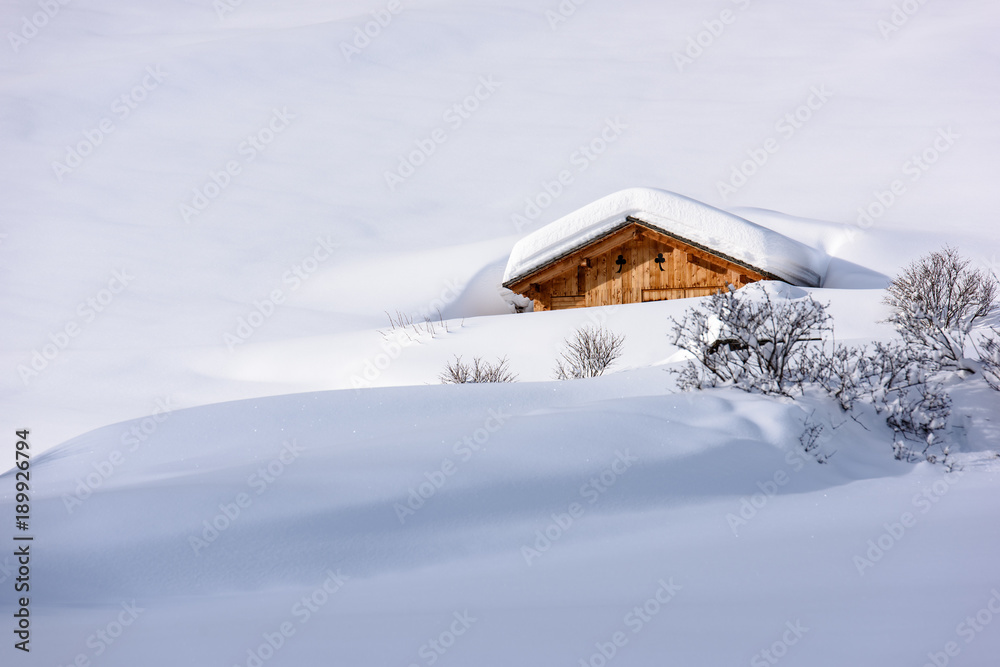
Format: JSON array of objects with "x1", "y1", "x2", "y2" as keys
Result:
[
  {"x1": 799, "y1": 412, "x2": 832, "y2": 464},
  {"x1": 553, "y1": 325, "x2": 626, "y2": 380},
  {"x1": 439, "y1": 356, "x2": 518, "y2": 384}
]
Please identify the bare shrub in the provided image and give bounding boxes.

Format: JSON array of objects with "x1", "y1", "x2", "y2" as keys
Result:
[
  {"x1": 883, "y1": 246, "x2": 998, "y2": 373},
  {"x1": 439, "y1": 356, "x2": 517, "y2": 384},
  {"x1": 808, "y1": 340, "x2": 951, "y2": 460},
  {"x1": 799, "y1": 413, "x2": 832, "y2": 464},
  {"x1": 807, "y1": 341, "x2": 926, "y2": 409},
  {"x1": 801, "y1": 343, "x2": 871, "y2": 411},
  {"x1": 981, "y1": 328, "x2": 1000, "y2": 391},
  {"x1": 884, "y1": 381, "x2": 952, "y2": 461},
  {"x1": 670, "y1": 284, "x2": 831, "y2": 395},
  {"x1": 554, "y1": 325, "x2": 626, "y2": 379},
  {"x1": 670, "y1": 284, "x2": 953, "y2": 463}
]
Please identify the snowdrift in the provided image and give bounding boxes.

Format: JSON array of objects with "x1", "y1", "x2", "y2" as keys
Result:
[{"x1": 6, "y1": 377, "x2": 1000, "y2": 666}]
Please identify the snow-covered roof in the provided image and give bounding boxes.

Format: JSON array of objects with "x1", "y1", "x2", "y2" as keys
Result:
[{"x1": 503, "y1": 188, "x2": 827, "y2": 287}]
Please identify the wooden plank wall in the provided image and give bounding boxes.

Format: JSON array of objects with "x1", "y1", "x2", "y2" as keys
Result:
[{"x1": 531, "y1": 225, "x2": 766, "y2": 311}]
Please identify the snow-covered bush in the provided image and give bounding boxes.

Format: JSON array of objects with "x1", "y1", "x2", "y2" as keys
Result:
[
  {"x1": 805, "y1": 340, "x2": 952, "y2": 461},
  {"x1": 884, "y1": 380, "x2": 952, "y2": 461},
  {"x1": 440, "y1": 356, "x2": 517, "y2": 383},
  {"x1": 807, "y1": 341, "x2": 919, "y2": 407},
  {"x1": 883, "y1": 246, "x2": 998, "y2": 374},
  {"x1": 801, "y1": 342, "x2": 872, "y2": 411},
  {"x1": 980, "y1": 328, "x2": 1000, "y2": 391},
  {"x1": 670, "y1": 283, "x2": 954, "y2": 463},
  {"x1": 670, "y1": 283, "x2": 831, "y2": 395},
  {"x1": 554, "y1": 325, "x2": 626, "y2": 379}
]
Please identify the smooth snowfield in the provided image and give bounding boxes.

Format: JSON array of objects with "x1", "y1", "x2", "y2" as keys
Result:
[
  {"x1": 10, "y1": 378, "x2": 1000, "y2": 667},
  {"x1": 2, "y1": 0, "x2": 1000, "y2": 665},
  {"x1": 2, "y1": 0, "x2": 999, "y2": 448}
]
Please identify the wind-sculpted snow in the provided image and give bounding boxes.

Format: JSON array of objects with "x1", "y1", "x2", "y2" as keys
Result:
[{"x1": 7, "y1": 381, "x2": 1000, "y2": 665}]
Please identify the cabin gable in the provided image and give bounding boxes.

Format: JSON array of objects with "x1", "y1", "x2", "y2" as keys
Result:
[{"x1": 505, "y1": 220, "x2": 770, "y2": 311}]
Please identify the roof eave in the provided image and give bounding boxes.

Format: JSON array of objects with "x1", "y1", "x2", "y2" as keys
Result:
[{"x1": 503, "y1": 216, "x2": 802, "y2": 289}]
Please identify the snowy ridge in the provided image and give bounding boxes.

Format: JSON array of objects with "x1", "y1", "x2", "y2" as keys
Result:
[{"x1": 503, "y1": 188, "x2": 829, "y2": 287}]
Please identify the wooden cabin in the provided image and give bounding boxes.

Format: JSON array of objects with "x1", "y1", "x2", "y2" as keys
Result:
[
  {"x1": 504, "y1": 217, "x2": 774, "y2": 311},
  {"x1": 502, "y1": 189, "x2": 823, "y2": 312}
]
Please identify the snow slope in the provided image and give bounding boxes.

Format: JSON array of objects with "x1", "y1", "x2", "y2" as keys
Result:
[
  {"x1": 2, "y1": 0, "x2": 1000, "y2": 665},
  {"x1": 11, "y1": 375, "x2": 1000, "y2": 667},
  {"x1": 2, "y1": 0, "x2": 999, "y2": 448}
]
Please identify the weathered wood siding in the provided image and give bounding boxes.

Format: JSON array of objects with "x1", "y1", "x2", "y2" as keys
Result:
[{"x1": 510, "y1": 223, "x2": 767, "y2": 311}]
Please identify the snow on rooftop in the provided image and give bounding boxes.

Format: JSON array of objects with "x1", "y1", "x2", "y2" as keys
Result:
[{"x1": 503, "y1": 188, "x2": 828, "y2": 287}]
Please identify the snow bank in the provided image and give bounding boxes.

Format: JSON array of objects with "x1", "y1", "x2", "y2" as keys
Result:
[
  {"x1": 503, "y1": 188, "x2": 829, "y2": 287},
  {"x1": 9, "y1": 377, "x2": 1000, "y2": 666}
]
